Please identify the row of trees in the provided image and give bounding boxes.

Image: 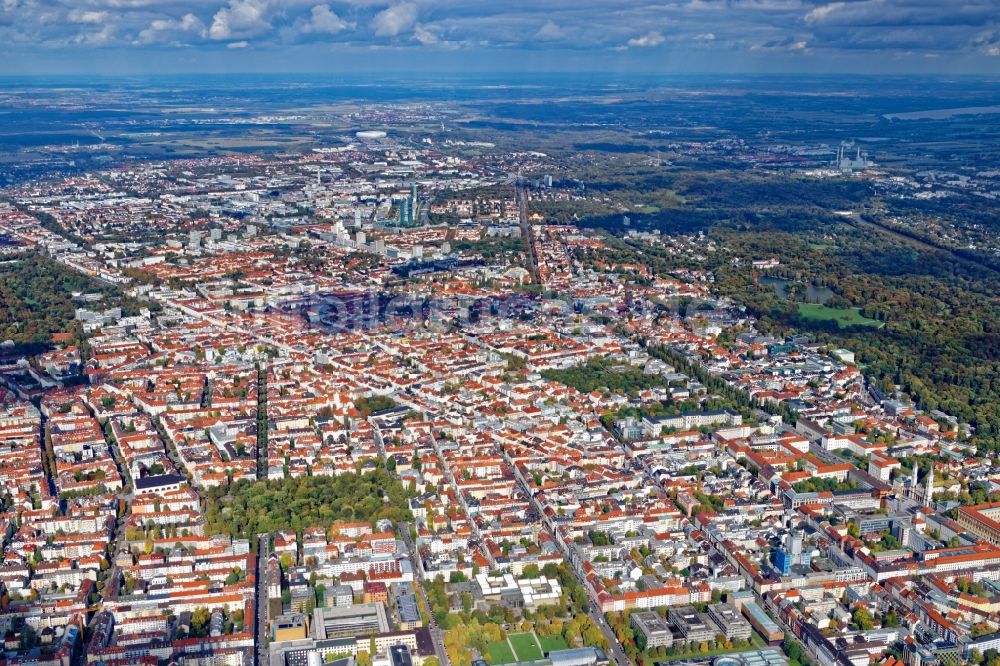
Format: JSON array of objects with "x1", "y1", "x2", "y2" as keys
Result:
[
  {"x1": 606, "y1": 607, "x2": 758, "y2": 665},
  {"x1": 791, "y1": 477, "x2": 859, "y2": 494}
]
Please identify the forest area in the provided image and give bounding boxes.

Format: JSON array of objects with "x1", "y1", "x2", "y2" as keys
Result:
[
  {"x1": 572, "y1": 169, "x2": 1000, "y2": 453},
  {"x1": 0, "y1": 252, "x2": 121, "y2": 349},
  {"x1": 707, "y1": 220, "x2": 1000, "y2": 452}
]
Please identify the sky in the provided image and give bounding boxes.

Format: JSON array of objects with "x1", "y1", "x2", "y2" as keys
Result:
[{"x1": 1, "y1": 0, "x2": 998, "y2": 76}]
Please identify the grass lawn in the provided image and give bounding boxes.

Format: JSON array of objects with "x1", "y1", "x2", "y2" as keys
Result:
[
  {"x1": 797, "y1": 302, "x2": 883, "y2": 329},
  {"x1": 539, "y1": 636, "x2": 569, "y2": 654},
  {"x1": 488, "y1": 640, "x2": 516, "y2": 664},
  {"x1": 509, "y1": 632, "x2": 544, "y2": 661}
]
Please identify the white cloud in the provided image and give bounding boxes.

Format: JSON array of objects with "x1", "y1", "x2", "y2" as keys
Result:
[
  {"x1": 0, "y1": 0, "x2": 996, "y2": 63},
  {"x1": 302, "y1": 4, "x2": 352, "y2": 34},
  {"x1": 227, "y1": 40, "x2": 248, "y2": 47},
  {"x1": 413, "y1": 24, "x2": 438, "y2": 44},
  {"x1": 372, "y1": 2, "x2": 417, "y2": 37},
  {"x1": 805, "y1": 2, "x2": 845, "y2": 24},
  {"x1": 536, "y1": 20, "x2": 564, "y2": 41},
  {"x1": 90, "y1": 0, "x2": 167, "y2": 7},
  {"x1": 209, "y1": 0, "x2": 270, "y2": 40},
  {"x1": 973, "y1": 29, "x2": 1000, "y2": 56},
  {"x1": 67, "y1": 9, "x2": 108, "y2": 25},
  {"x1": 138, "y1": 13, "x2": 206, "y2": 43},
  {"x1": 74, "y1": 23, "x2": 116, "y2": 45},
  {"x1": 627, "y1": 31, "x2": 664, "y2": 47}
]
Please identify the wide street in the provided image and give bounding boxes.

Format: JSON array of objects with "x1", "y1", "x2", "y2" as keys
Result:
[
  {"x1": 398, "y1": 521, "x2": 451, "y2": 666},
  {"x1": 256, "y1": 534, "x2": 270, "y2": 666}
]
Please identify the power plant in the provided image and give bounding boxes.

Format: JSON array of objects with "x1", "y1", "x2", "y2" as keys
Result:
[{"x1": 835, "y1": 140, "x2": 874, "y2": 173}]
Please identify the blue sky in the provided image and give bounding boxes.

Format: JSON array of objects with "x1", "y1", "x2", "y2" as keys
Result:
[{"x1": 1, "y1": 0, "x2": 998, "y2": 75}]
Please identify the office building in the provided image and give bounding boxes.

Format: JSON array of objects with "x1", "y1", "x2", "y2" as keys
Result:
[
  {"x1": 668, "y1": 607, "x2": 719, "y2": 643},
  {"x1": 631, "y1": 611, "x2": 672, "y2": 649},
  {"x1": 312, "y1": 603, "x2": 389, "y2": 640},
  {"x1": 707, "y1": 603, "x2": 752, "y2": 640},
  {"x1": 773, "y1": 548, "x2": 792, "y2": 575}
]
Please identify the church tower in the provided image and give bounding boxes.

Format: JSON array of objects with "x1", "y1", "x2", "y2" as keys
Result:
[{"x1": 924, "y1": 464, "x2": 934, "y2": 508}]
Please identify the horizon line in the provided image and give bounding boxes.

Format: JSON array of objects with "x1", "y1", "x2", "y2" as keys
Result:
[{"x1": 0, "y1": 71, "x2": 998, "y2": 80}]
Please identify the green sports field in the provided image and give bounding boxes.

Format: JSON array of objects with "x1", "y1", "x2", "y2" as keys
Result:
[
  {"x1": 488, "y1": 640, "x2": 516, "y2": 664},
  {"x1": 539, "y1": 636, "x2": 569, "y2": 654},
  {"x1": 509, "y1": 632, "x2": 544, "y2": 661}
]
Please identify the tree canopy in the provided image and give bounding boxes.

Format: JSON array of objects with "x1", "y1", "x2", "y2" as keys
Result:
[{"x1": 205, "y1": 471, "x2": 412, "y2": 539}]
